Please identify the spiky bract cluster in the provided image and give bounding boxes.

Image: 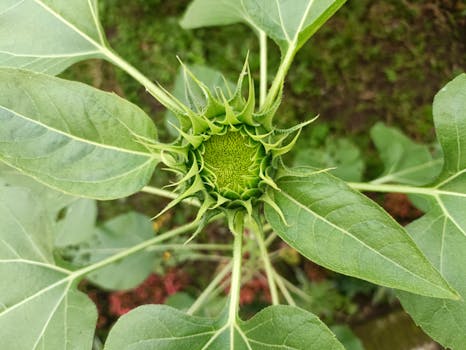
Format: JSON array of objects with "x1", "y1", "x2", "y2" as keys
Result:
[{"x1": 147, "y1": 60, "x2": 315, "y2": 230}]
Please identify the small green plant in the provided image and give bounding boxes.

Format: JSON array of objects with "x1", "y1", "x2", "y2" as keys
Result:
[{"x1": 0, "y1": 1, "x2": 465, "y2": 349}]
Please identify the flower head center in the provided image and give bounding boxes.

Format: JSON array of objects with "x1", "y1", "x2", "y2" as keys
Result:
[{"x1": 201, "y1": 130, "x2": 263, "y2": 199}]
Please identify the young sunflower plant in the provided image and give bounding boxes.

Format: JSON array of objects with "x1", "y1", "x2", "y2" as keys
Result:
[{"x1": 0, "y1": 1, "x2": 465, "y2": 349}]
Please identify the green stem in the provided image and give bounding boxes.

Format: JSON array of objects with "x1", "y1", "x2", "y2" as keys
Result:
[
  {"x1": 141, "y1": 186, "x2": 200, "y2": 207},
  {"x1": 187, "y1": 262, "x2": 233, "y2": 315},
  {"x1": 264, "y1": 231, "x2": 277, "y2": 248},
  {"x1": 102, "y1": 48, "x2": 187, "y2": 115},
  {"x1": 262, "y1": 48, "x2": 295, "y2": 111},
  {"x1": 251, "y1": 221, "x2": 279, "y2": 305},
  {"x1": 70, "y1": 220, "x2": 199, "y2": 279},
  {"x1": 229, "y1": 228, "x2": 244, "y2": 322},
  {"x1": 279, "y1": 275, "x2": 311, "y2": 302},
  {"x1": 184, "y1": 254, "x2": 230, "y2": 262},
  {"x1": 347, "y1": 182, "x2": 436, "y2": 196},
  {"x1": 146, "y1": 243, "x2": 232, "y2": 251},
  {"x1": 273, "y1": 271, "x2": 296, "y2": 306},
  {"x1": 259, "y1": 31, "x2": 268, "y2": 108}
]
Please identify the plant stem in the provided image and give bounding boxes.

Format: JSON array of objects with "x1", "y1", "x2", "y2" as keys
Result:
[
  {"x1": 229, "y1": 229, "x2": 243, "y2": 322},
  {"x1": 141, "y1": 186, "x2": 200, "y2": 207},
  {"x1": 347, "y1": 182, "x2": 436, "y2": 196},
  {"x1": 146, "y1": 243, "x2": 232, "y2": 251},
  {"x1": 187, "y1": 262, "x2": 233, "y2": 315},
  {"x1": 264, "y1": 231, "x2": 277, "y2": 248},
  {"x1": 184, "y1": 254, "x2": 230, "y2": 262},
  {"x1": 262, "y1": 47, "x2": 295, "y2": 111},
  {"x1": 102, "y1": 48, "x2": 187, "y2": 115},
  {"x1": 259, "y1": 31, "x2": 268, "y2": 108},
  {"x1": 251, "y1": 221, "x2": 279, "y2": 305},
  {"x1": 279, "y1": 274, "x2": 311, "y2": 302},
  {"x1": 273, "y1": 271, "x2": 296, "y2": 306},
  {"x1": 70, "y1": 220, "x2": 199, "y2": 279}
]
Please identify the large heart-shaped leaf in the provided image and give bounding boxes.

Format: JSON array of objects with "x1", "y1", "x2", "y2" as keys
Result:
[
  {"x1": 0, "y1": 186, "x2": 97, "y2": 350},
  {"x1": 265, "y1": 172, "x2": 457, "y2": 299},
  {"x1": 181, "y1": 0, "x2": 345, "y2": 54},
  {"x1": 104, "y1": 304, "x2": 344, "y2": 349},
  {"x1": 0, "y1": 0, "x2": 107, "y2": 74},
  {"x1": 396, "y1": 74, "x2": 466, "y2": 349},
  {"x1": 0, "y1": 68, "x2": 158, "y2": 199},
  {"x1": 370, "y1": 122, "x2": 442, "y2": 186}
]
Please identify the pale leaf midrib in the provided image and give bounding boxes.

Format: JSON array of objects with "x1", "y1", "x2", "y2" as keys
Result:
[
  {"x1": 32, "y1": 281, "x2": 71, "y2": 350},
  {"x1": 0, "y1": 276, "x2": 68, "y2": 319},
  {"x1": 0, "y1": 259, "x2": 72, "y2": 274},
  {"x1": 32, "y1": 0, "x2": 105, "y2": 51},
  {"x1": 0, "y1": 50, "x2": 100, "y2": 58},
  {"x1": 0, "y1": 201, "x2": 50, "y2": 263},
  {"x1": 0, "y1": 106, "x2": 154, "y2": 158},
  {"x1": 0, "y1": 0, "x2": 25, "y2": 17},
  {"x1": 435, "y1": 194, "x2": 466, "y2": 238}
]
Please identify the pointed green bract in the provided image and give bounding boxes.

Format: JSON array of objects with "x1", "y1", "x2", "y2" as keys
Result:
[
  {"x1": 265, "y1": 172, "x2": 457, "y2": 299},
  {"x1": 0, "y1": 68, "x2": 159, "y2": 199},
  {"x1": 104, "y1": 304, "x2": 345, "y2": 350},
  {"x1": 165, "y1": 65, "x2": 236, "y2": 137},
  {"x1": 156, "y1": 64, "x2": 310, "y2": 219}
]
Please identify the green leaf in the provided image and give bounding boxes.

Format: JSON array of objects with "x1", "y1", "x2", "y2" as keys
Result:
[
  {"x1": 0, "y1": 163, "x2": 75, "y2": 218},
  {"x1": 370, "y1": 122, "x2": 442, "y2": 185},
  {"x1": 264, "y1": 172, "x2": 457, "y2": 299},
  {"x1": 180, "y1": 0, "x2": 246, "y2": 29},
  {"x1": 165, "y1": 292, "x2": 196, "y2": 312},
  {"x1": 0, "y1": 186, "x2": 96, "y2": 350},
  {"x1": 0, "y1": 68, "x2": 158, "y2": 199},
  {"x1": 0, "y1": 0, "x2": 108, "y2": 74},
  {"x1": 104, "y1": 304, "x2": 345, "y2": 349},
  {"x1": 242, "y1": 0, "x2": 346, "y2": 54},
  {"x1": 294, "y1": 137, "x2": 364, "y2": 182},
  {"x1": 396, "y1": 74, "x2": 466, "y2": 349},
  {"x1": 70, "y1": 212, "x2": 157, "y2": 290},
  {"x1": 430, "y1": 74, "x2": 466, "y2": 241},
  {"x1": 434, "y1": 74, "x2": 466, "y2": 176},
  {"x1": 181, "y1": 0, "x2": 346, "y2": 54},
  {"x1": 331, "y1": 325, "x2": 365, "y2": 350},
  {"x1": 55, "y1": 199, "x2": 97, "y2": 247},
  {"x1": 397, "y1": 209, "x2": 466, "y2": 349}
]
